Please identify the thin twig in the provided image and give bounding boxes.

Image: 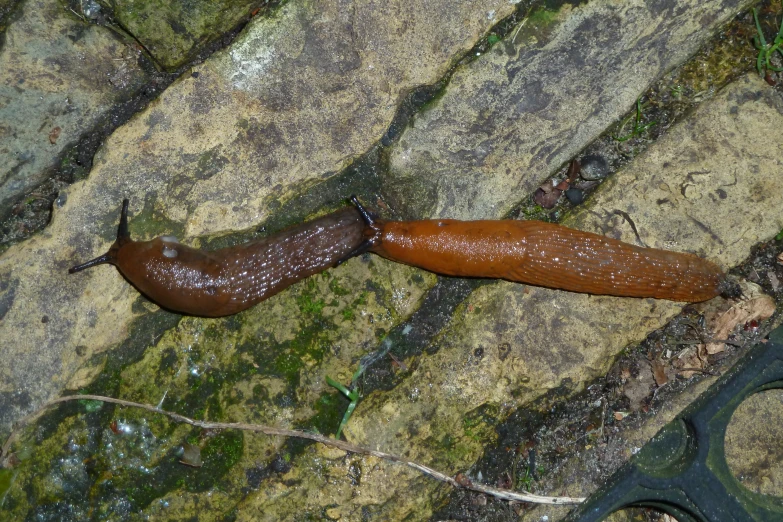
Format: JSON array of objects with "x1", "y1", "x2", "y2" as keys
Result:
[
  {"x1": 1, "y1": 394, "x2": 585, "y2": 505},
  {"x1": 671, "y1": 339, "x2": 744, "y2": 348},
  {"x1": 676, "y1": 367, "x2": 720, "y2": 377}
]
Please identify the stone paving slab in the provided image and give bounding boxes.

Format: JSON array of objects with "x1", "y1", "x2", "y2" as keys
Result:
[
  {"x1": 105, "y1": 0, "x2": 259, "y2": 70},
  {"x1": 213, "y1": 73, "x2": 783, "y2": 520},
  {"x1": 385, "y1": 0, "x2": 756, "y2": 220},
  {"x1": 0, "y1": 0, "x2": 514, "y2": 440},
  {"x1": 1, "y1": 0, "x2": 781, "y2": 519},
  {"x1": 0, "y1": 0, "x2": 150, "y2": 220}
]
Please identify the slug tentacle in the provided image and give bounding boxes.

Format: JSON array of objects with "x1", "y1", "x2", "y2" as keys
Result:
[
  {"x1": 69, "y1": 199, "x2": 132, "y2": 273},
  {"x1": 336, "y1": 195, "x2": 385, "y2": 265}
]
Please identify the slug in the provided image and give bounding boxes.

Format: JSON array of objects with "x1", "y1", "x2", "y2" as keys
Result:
[
  {"x1": 69, "y1": 199, "x2": 366, "y2": 317},
  {"x1": 350, "y1": 197, "x2": 734, "y2": 302}
]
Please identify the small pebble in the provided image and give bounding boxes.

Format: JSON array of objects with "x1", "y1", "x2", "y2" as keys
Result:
[
  {"x1": 565, "y1": 187, "x2": 584, "y2": 204},
  {"x1": 579, "y1": 154, "x2": 609, "y2": 180}
]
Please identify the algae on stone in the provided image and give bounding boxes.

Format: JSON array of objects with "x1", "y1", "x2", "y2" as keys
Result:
[{"x1": 99, "y1": 0, "x2": 262, "y2": 70}]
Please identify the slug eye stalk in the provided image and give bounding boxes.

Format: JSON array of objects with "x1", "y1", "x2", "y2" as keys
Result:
[
  {"x1": 68, "y1": 199, "x2": 131, "y2": 273},
  {"x1": 336, "y1": 196, "x2": 383, "y2": 265}
]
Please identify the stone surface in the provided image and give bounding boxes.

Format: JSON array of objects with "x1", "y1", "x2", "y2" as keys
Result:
[
  {"x1": 171, "y1": 74, "x2": 783, "y2": 520},
  {"x1": 725, "y1": 389, "x2": 783, "y2": 496},
  {"x1": 0, "y1": 0, "x2": 514, "y2": 444},
  {"x1": 2, "y1": 0, "x2": 782, "y2": 520},
  {"x1": 101, "y1": 0, "x2": 259, "y2": 70},
  {"x1": 238, "y1": 72, "x2": 783, "y2": 519},
  {"x1": 385, "y1": 0, "x2": 756, "y2": 220},
  {"x1": 0, "y1": 0, "x2": 149, "y2": 220}
]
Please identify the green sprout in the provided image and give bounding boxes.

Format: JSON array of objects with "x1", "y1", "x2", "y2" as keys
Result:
[
  {"x1": 752, "y1": 6, "x2": 783, "y2": 76},
  {"x1": 612, "y1": 98, "x2": 657, "y2": 142},
  {"x1": 325, "y1": 372, "x2": 362, "y2": 439},
  {"x1": 517, "y1": 463, "x2": 545, "y2": 491},
  {"x1": 324, "y1": 337, "x2": 402, "y2": 439}
]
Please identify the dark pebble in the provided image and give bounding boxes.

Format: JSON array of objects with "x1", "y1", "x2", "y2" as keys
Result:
[
  {"x1": 565, "y1": 188, "x2": 584, "y2": 204},
  {"x1": 580, "y1": 154, "x2": 609, "y2": 180}
]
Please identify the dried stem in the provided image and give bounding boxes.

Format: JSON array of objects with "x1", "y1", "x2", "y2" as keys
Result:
[{"x1": 1, "y1": 394, "x2": 584, "y2": 506}]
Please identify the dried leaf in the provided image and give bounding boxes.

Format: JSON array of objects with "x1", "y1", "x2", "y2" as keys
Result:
[
  {"x1": 650, "y1": 359, "x2": 668, "y2": 386},
  {"x1": 675, "y1": 347, "x2": 705, "y2": 378},
  {"x1": 533, "y1": 180, "x2": 562, "y2": 208},
  {"x1": 180, "y1": 442, "x2": 203, "y2": 467},
  {"x1": 703, "y1": 282, "x2": 776, "y2": 354},
  {"x1": 48, "y1": 126, "x2": 61, "y2": 144}
]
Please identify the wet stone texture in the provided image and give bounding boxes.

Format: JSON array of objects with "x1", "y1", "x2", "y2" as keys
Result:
[
  {"x1": 100, "y1": 0, "x2": 260, "y2": 70},
  {"x1": 518, "y1": 72, "x2": 783, "y2": 521},
  {"x1": 342, "y1": 73, "x2": 783, "y2": 519},
  {"x1": 1, "y1": 0, "x2": 782, "y2": 521},
  {"x1": 0, "y1": 0, "x2": 150, "y2": 220},
  {"x1": 385, "y1": 0, "x2": 756, "y2": 220},
  {"x1": 0, "y1": 0, "x2": 514, "y2": 436}
]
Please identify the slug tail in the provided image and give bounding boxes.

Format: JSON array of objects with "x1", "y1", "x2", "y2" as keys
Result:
[
  {"x1": 69, "y1": 198, "x2": 133, "y2": 274},
  {"x1": 718, "y1": 276, "x2": 743, "y2": 300}
]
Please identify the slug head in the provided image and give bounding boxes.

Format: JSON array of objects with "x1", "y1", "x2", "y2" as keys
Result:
[
  {"x1": 69, "y1": 199, "x2": 231, "y2": 316},
  {"x1": 69, "y1": 199, "x2": 133, "y2": 274}
]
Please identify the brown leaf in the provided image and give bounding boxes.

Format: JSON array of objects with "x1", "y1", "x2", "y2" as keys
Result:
[
  {"x1": 180, "y1": 442, "x2": 203, "y2": 467},
  {"x1": 455, "y1": 472, "x2": 473, "y2": 487},
  {"x1": 675, "y1": 348, "x2": 705, "y2": 378},
  {"x1": 48, "y1": 126, "x2": 61, "y2": 144},
  {"x1": 703, "y1": 282, "x2": 776, "y2": 355},
  {"x1": 533, "y1": 180, "x2": 562, "y2": 208},
  {"x1": 650, "y1": 359, "x2": 668, "y2": 386},
  {"x1": 566, "y1": 159, "x2": 581, "y2": 182}
]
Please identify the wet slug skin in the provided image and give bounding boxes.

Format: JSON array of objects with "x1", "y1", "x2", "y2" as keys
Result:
[
  {"x1": 69, "y1": 199, "x2": 366, "y2": 317},
  {"x1": 349, "y1": 197, "x2": 734, "y2": 302}
]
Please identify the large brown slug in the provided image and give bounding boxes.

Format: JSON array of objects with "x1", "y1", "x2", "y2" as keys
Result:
[
  {"x1": 350, "y1": 197, "x2": 734, "y2": 302},
  {"x1": 69, "y1": 199, "x2": 366, "y2": 316}
]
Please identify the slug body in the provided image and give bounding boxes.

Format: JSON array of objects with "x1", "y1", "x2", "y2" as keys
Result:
[
  {"x1": 70, "y1": 200, "x2": 366, "y2": 317},
  {"x1": 352, "y1": 199, "x2": 727, "y2": 302}
]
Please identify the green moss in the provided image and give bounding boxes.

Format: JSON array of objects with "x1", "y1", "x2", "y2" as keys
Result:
[
  {"x1": 462, "y1": 403, "x2": 500, "y2": 442},
  {"x1": 195, "y1": 146, "x2": 229, "y2": 180},
  {"x1": 309, "y1": 391, "x2": 345, "y2": 436},
  {"x1": 328, "y1": 276, "x2": 351, "y2": 297},
  {"x1": 0, "y1": 468, "x2": 14, "y2": 503},
  {"x1": 130, "y1": 196, "x2": 186, "y2": 240},
  {"x1": 192, "y1": 431, "x2": 244, "y2": 489},
  {"x1": 107, "y1": 0, "x2": 273, "y2": 70},
  {"x1": 438, "y1": 433, "x2": 475, "y2": 464},
  {"x1": 527, "y1": 6, "x2": 559, "y2": 26}
]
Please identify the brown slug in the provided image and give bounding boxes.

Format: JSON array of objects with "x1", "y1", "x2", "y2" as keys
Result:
[
  {"x1": 350, "y1": 197, "x2": 734, "y2": 302},
  {"x1": 69, "y1": 199, "x2": 366, "y2": 316}
]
